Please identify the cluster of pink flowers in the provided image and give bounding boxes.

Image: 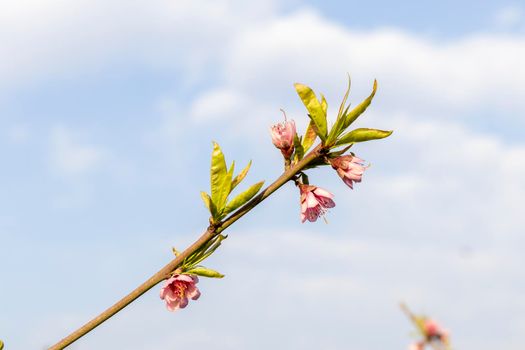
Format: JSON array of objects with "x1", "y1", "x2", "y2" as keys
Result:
[
  {"x1": 270, "y1": 116, "x2": 368, "y2": 223},
  {"x1": 409, "y1": 319, "x2": 450, "y2": 350},
  {"x1": 160, "y1": 274, "x2": 200, "y2": 311}
]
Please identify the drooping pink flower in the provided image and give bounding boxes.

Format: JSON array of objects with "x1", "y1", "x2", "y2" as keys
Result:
[
  {"x1": 299, "y1": 184, "x2": 335, "y2": 223},
  {"x1": 329, "y1": 155, "x2": 368, "y2": 189},
  {"x1": 270, "y1": 119, "x2": 296, "y2": 159},
  {"x1": 160, "y1": 274, "x2": 200, "y2": 311}
]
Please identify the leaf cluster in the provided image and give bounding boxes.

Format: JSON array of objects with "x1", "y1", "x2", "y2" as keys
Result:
[
  {"x1": 173, "y1": 234, "x2": 227, "y2": 279},
  {"x1": 293, "y1": 77, "x2": 392, "y2": 161},
  {"x1": 201, "y1": 143, "x2": 264, "y2": 223}
]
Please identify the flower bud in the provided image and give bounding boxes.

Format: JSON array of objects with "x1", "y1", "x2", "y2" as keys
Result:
[{"x1": 270, "y1": 119, "x2": 296, "y2": 159}]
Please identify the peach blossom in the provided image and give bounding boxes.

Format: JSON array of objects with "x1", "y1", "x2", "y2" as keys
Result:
[
  {"x1": 329, "y1": 155, "x2": 367, "y2": 189},
  {"x1": 270, "y1": 119, "x2": 296, "y2": 158},
  {"x1": 299, "y1": 185, "x2": 335, "y2": 223},
  {"x1": 160, "y1": 274, "x2": 200, "y2": 311}
]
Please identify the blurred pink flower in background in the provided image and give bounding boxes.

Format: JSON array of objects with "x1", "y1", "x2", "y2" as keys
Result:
[
  {"x1": 270, "y1": 119, "x2": 296, "y2": 158},
  {"x1": 299, "y1": 184, "x2": 335, "y2": 222},
  {"x1": 408, "y1": 342, "x2": 424, "y2": 350},
  {"x1": 160, "y1": 274, "x2": 200, "y2": 311},
  {"x1": 329, "y1": 155, "x2": 367, "y2": 189},
  {"x1": 424, "y1": 319, "x2": 449, "y2": 343}
]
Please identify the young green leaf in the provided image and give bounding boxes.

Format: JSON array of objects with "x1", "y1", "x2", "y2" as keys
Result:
[
  {"x1": 336, "y1": 128, "x2": 393, "y2": 146},
  {"x1": 294, "y1": 83, "x2": 327, "y2": 141},
  {"x1": 301, "y1": 120, "x2": 318, "y2": 153},
  {"x1": 338, "y1": 75, "x2": 351, "y2": 119},
  {"x1": 223, "y1": 181, "x2": 265, "y2": 215},
  {"x1": 326, "y1": 77, "x2": 352, "y2": 145},
  {"x1": 200, "y1": 191, "x2": 216, "y2": 217},
  {"x1": 218, "y1": 160, "x2": 234, "y2": 205},
  {"x1": 342, "y1": 79, "x2": 377, "y2": 130},
  {"x1": 321, "y1": 94, "x2": 328, "y2": 116},
  {"x1": 293, "y1": 133, "x2": 304, "y2": 162},
  {"x1": 328, "y1": 144, "x2": 353, "y2": 158},
  {"x1": 184, "y1": 234, "x2": 227, "y2": 265},
  {"x1": 186, "y1": 266, "x2": 225, "y2": 278},
  {"x1": 231, "y1": 160, "x2": 252, "y2": 191},
  {"x1": 172, "y1": 247, "x2": 181, "y2": 257},
  {"x1": 210, "y1": 142, "x2": 227, "y2": 206}
]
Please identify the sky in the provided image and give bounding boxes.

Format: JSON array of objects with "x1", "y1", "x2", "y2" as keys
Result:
[{"x1": 0, "y1": 0, "x2": 524, "y2": 349}]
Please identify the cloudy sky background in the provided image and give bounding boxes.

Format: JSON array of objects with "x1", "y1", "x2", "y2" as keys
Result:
[{"x1": 1, "y1": 1, "x2": 524, "y2": 349}]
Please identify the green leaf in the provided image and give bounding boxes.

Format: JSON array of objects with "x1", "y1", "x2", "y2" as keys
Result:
[
  {"x1": 210, "y1": 142, "x2": 227, "y2": 207},
  {"x1": 210, "y1": 143, "x2": 234, "y2": 215},
  {"x1": 0, "y1": 340, "x2": 3, "y2": 350},
  {"x1": 301, "y1": 120, "x2": 317, "y2": 153},
  {"x1": 293, "y1": 134, "x2": 304, "y2": 162},
  {"x1": 186, "y1": 266, "x2": 224, "y2": 278},
  {"x1": 200, "y1": 191, "x2": 216, "y2": 217},
  {"x1": 320, "y1": 94, "x2": 328, "y2": 116},
  {"x1": 326, "y1": 76, "x2": 352, "y2": 145},
  {"x1": 223, "y1": 181, "x2": 264, "y2": 215},
  {"x1": 231, "y1": 161, "x2": 251, "y2": 191},
  {"x1": 220, "y1": 160, "x2": 235, "y2": 204},
  {"x1": 342, "y1": 79, "x2": 377, "y2": 130},
  {"x1": 294, "y1": 83, "x2": 327, "y2": 141},
  {"x1": 184, "y1": 234, "x2": 227, "y2": 265},
  {"x1": 338, "y1": 75, "x2": 351, "y2": 120},
  {"x1": 336, "y1": 128, "x2": 393, "y2": 146},
  {"x1": 172, "y1": 247, "x2": 181, "y2": 256},
  {"x1": 328, "y1": 144, "x2": 353, "y2": 158},
  {"x1": 301, "y1": 172, "x2": 310, "y2": 185}
]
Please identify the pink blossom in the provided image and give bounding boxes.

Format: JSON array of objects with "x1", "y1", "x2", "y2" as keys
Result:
[
  {"x1": 424, "y1": 319, "x2": 449, "y2": 343},
  {"x1": 329, "y1": 155, "x2": 367, "y2": 189},
  {"x1": 160, "y1": 274, "x2": 200, "y2": 311},
  {"x1": 299, "y1": 184, "x2": 335, "y2": 223},
  {"x1": 270, "y1": 119, "x2": 296, "y2": 158}
]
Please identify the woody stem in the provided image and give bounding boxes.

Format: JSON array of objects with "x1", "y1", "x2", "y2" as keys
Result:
[{"x1": 48, "y1": 144, "x2": 323, "y2": 350}]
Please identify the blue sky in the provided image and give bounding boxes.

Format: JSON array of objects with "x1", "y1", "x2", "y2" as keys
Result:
[{"x1": 1, "y1": 1, "x2": 524, "y2": 349}]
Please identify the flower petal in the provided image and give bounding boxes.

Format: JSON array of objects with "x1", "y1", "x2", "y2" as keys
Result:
[
  {"x1": 343, "y1": 177, "x2": 354, "y2": 189},
  {"x1": 313, "y1": 187, "x2": 334, "y2": 199},
  {"x1": 176, "y1": 274, "x2": 195, "y2": 283},
  {"x1": 318, "y1": 197, "x2": 335, "y2": 209},
  {"x1": 306, "y1": 192, "x2": 320, "y2": 208},
  {"x1": 178, "y1": 297, "x2": 189, "y2": 309}
]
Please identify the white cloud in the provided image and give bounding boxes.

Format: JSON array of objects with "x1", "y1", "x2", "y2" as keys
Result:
[
  {"x1": 2, "y1": 2, "x2": 523, "y2": 122},
  {"x1": 145, "y1": 8, "x2": 525, "y2": 151},
  {"x1": 189, "y1": 88, "x2": 247, "y2": 123},
  {"x1": 494, "y1": 5, "x2": 523, "y2": 28},
  {"x1": 49, "y1": 126, "x2": 105, "y2": 176},
  {"x1": 222, "y1": 10, "x2": 525, "y2": 121},
  {"x1": 0, "y1": 0, "x2": 280, "y2": 92}
]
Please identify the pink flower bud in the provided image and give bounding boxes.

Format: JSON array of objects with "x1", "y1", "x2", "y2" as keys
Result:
[
  {"x1": 270, "y1": 119, "x2": 296, "y2": 159},
  {"x1": 299, "y1": 184, "x2": 335, "y2": 223},
  {"x1": 160, "y1": 274, "x2": 201, "y2": 311},
  {"x1": 329, "y1": 155, "x2": 368, "y2": 189}
]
